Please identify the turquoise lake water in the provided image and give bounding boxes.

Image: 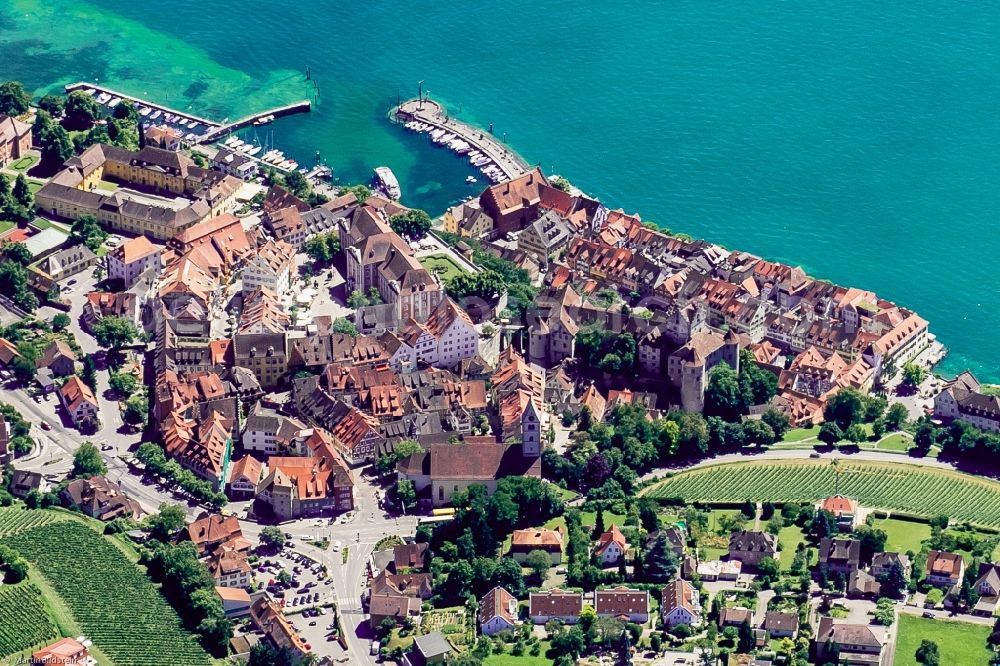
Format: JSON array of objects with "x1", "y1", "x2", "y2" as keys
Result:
[{"x1": 1, "y1": 0, "x2": 997, "y2": 380}]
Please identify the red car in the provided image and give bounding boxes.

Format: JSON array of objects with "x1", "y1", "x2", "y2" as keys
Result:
[{"x1": 40, "y1": 422, "x2": 52, "y2": 431}]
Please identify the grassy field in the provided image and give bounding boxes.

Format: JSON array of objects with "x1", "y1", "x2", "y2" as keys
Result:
[
  {"x1": 893, "y1": 614, "x2": 991, "y2": 666},
  {"x1": 777, "y1": 525, "x2": 808, "y2": 570},
  {"x1": 780, "y1": 426, "x2": 821, "y2": 442},
  {"x1": 26, "y1": 179, "x2": 44, "y2": 195},
  {"x1": 95, "y1": 179, "x2": 119, "y2": 192},
  {"x1": 0, "y1": 220, "x2": 14, "y2": 234},
  {"x1": 418, "y1": 253, "x2": 467, "y2": 281},
  {"x1": 872, "y1": 518, "x2": 931, "y2": 554},
  {"x1": 877, "y1": 433, "x2": 913, "y2": 452},
  {"x1": 484, "y1": 641, "x2": 553, "y2": 666},
  {"x1": 641, "y1": 460, "x2": 1000, "y2": 528}
]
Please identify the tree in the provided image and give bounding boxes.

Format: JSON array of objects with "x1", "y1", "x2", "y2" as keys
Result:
[
  {"x1": 113, "y1": 99, "x2": 139, "y2": 124},
  {"x1": 283, "y1": 170, "x2": 310, "y2": 198},
  {"x1": 51, "y1": 313, "x2": 71, "y2": 332},
  {"x1": 902, "y1": 362, "x2": 927, "y2": 386},
  {"x1": 854, "y1": 525, "x2": 887, "y2": 564},
  {"x1": 260, "y1": 526, "x2": 285, "y2": 550},
  {"x1": 36, "y1": 94, "x2": 65, "y2": 117},
  {"x1": 124, "y1": 391, "x2": 148, "y2": 426},
  {"x1": 525, "y1": 549, "x2": 552, "y2": 580},
  {"x1": 190, "y1": 151, "x2": 207, "y2": 167},
  {"x1": 63, "y1": 90, "x2": 101, "y2": 130},
  {"x1": 396, "y1": 479, "x2": 416, "y2": 511},
  {"x1": 643, "y1": 533, "x2": 680, "y2": 582},
  {"x1": 389, "y1": 209, "x2": 432, "y2": 239},
  {"x1": 71, "y1": 442, "x2": 107, "y2": 478},
  {"x1": 33, "y1": 110, "x2": 74, "y2": 167},
  {"x1": 818, "y1": 421, "x2": 843, "y2": 445},
  {"x1": 331, "y1": 318, "x2": 358, "y2": 337},
  {"x1": 915, "y1": 639, "x2": 939, "y2": 666},
  {"x1": 878, "y1": 560, "x2": 908, "y2": 599},
  {"x1": 705, "y1": 363, "x2": 743, "y2": 421},
  {"x1": 873, "y1": 597, "x2": 895, "y2": 626},
  {"x1": 757, "y1": 557, "x2": 781, "y2": 586},
  {"x1": 304, "y1": 232, "x2": 339, "y2": 263},
  {"x1": 376, "y1": 440, "x2": 423, "y2": 476},
  {"x1": 148, "y1": 503, "x2": 186, "y2": 541},
  {"x1": 824, "y1": 388, "x2": 865, "y2": 430},
  {"x1": 592, "y1": 506, "x2": 606, "y2": 539},
  {"x1": 109, "y1": 371, "x2": 138, "y2": 396},
  {"x1": 844, "y1": 423, "x2": 868, "y2": 443},
  {"x1": 2, "y1": 241, "x2": 31, "y2": 266},
  {"x1": 762, "y1": 407, "x2": 790, "y2": 440},
  {"x1": 742, "y1": 419, "x2": 776, "y2": 447},
  {"x1": 12, "y1": 174, "x2": 33, "y2": 212},
  {"x1": 925, "y1": 588, "x2": 944, "y2": 607},
  {"x1": 885, "y1": 403, "x2": 909, "y2": 431},
  {"x1": 91, "y1": 315, "x2": 138, "y2": 349},
  {"x1": 339, "y1": 183, "x2": 371, "y2": 202},
  {"x1": 70, "y1": 214, "x2": 108, "y2": 252},
  {"x1": 0, "y1": 81, "x2": 31, "y2": 116},
  {"x1": 959, "y1": 560, "x2": 982, "y2": 610}
]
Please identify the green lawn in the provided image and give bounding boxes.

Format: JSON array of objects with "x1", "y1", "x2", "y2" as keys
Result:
[
  {"x1": 9, "y1": 155, "x2": 38, "y2": 172},
  {"x1": 877, "y1": 433, "x2": 913, "y2": 452},
  {"x1": 418, "y1": 253, "x2": 468, "y2": 281},
  {"x1": 872, "y1": 518, "x2": 930, "y2": 554},
  {"x1": 893, "y1": 614, "x2": 991, "y2": 666},
  {"x1": 580, "y1": 510, "x2": 627, "y2": 529},
  {"x1": 26, "y1": 180, "x2": 44, "y2": 195},
  {"x1": 0, "y1": 221, "x2": 14, "y2": 234},
  {"x1": 781, "y1": 426, "x2": 820, "y2": 442},
  {"x1": 95, "y1": 179, "x2": 119, "y2": 192},
  {"x1": 777, "y1": 525, "x2": 807, "y2": 570}
]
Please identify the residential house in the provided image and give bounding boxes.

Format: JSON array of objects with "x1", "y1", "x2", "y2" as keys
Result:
[
  {"x1": 697, "y1": 559, "x2": 742, "y2": 581},
  {"x1": 107, "y1": 235, "x2": 162, "y2": 288},
  {"x1": 0, "y1": 114, "x2": 32, "y2": 167},
  {"x1": 408, "y1": 632, "x2": 453, "y2": 666},
  {"x1": 369, "y1": 592, "x2": 421, "y2": 629},
  {"x1": 396, "y1": 297, "x2": 479, "y2": 369},
  {"x1": 814, "y1": 617, "x2": 885, "y2": 666},
  {"x1": 31, "y1": 638, "x2": 88, "y2": 665},
  {"x1": 510, "y1": 528, "x2": 563, "y2": 564},
  {"x1": 719, "y1": 607, "x2": 753, "y2": 628},
  {"x1": 478, "y1": 167, "x2": 550, "y2": 235},
  {"x1": 0, "y1": 414, "x2": 10, "y2": 465},
  {"x1": 58, "y1": 375, "x2": 100, "y2": 430},
  {"x1": 517, "y1": 209, "x2": 575, "y2": 264},
  {"x1": 145, "y1": 125, "x2": 183, "y2": 151},
  {"x1": 595, "y1": 587, "x2": 650, "y2": 624},
  {"x1": 33, "y1": 244, "x2": 98, "y2": 283},
  {"x1": 249, "y1": 596, "x2": 309, "y2": 656},
  {"x1": 728, "y1": 530, "x2": 778, "y2": 568},
  {"x1": 871, "y1": 552, "x2": 911, "y2": 580},
  {"x1": 479, "y1": 586, "x2": 518, "y2": 636},
  {"x1": 594, "y1": 524, "x2": 628, "y2": 567},
  {"x1": 661, "y1": 580, "x2": 701, "y2": 627},
  {"x1": 215, "y1": 585, "x2": 252, "y2": 618},
  {"x1": 973, "y1": 563, "x2": 1000, "y2": 617},
  {"x1": 925, "y1": 550, "x2": 965, "y2": 589},
  {"x1": 256, "y1": 442, "x2": 355, "y2": 520},
  {"x1": 186, "y1": 513, "x2": 245, "y2": 556},
  {"x1": 330, "y1": 404, "x2": 384, "y2": 466},
  {"x1": 934, "y1": 370, "x2": 1000, "y2": 433},
  {"x1": 819, "y1": 538, "x2": 862, "y2": 577},
  {"x1": 242, "y1": 404, "x2": 308, "y2": 456},
  {"x1": 206, "y1": 544, "x2": 252, "y2": 588},
  {"x1": 39, "y1": 340, "x2": 77, "y2": 377},
  {"x1": 529, "y1": 589, "x2": 583, "y2": 624},
  {"x1": 394, "y1": 542, "x2": 430, "y2": 572},
  {"x1": 59, "y1": 476, "x2": 142, "y2": 521},
  {"x1": 763, "y1": 610, "x2": 799, "y2": 638},
  {"x1": 821, "y1": 495, "x2": 860, "y2": 532},
  {"x1": 10, "y1": 470, "x2": 47, "y2": 498},
  {"x1": 243, "y1": 239, "x2": 296, "y2": 296},
  {"x1": 646, "y1": 526, "x2": 687, "y2": 556},
  {"x1": 227, "y1": 455, "x2": 266, "y2": 499},
  {"x1": 847, "y1": 569, "x2": 881, "y2": 599},
  {"x1": 211, "y1": 147, "x2": 258, "y2": 180}
]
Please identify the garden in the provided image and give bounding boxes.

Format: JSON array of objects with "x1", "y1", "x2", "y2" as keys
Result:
[
  {"x1": 641, "y1": 460, "x2": 1000, "y2": 527},
  {"x1": 418, "y1": 252, "x2": 469, "y2": 281}
]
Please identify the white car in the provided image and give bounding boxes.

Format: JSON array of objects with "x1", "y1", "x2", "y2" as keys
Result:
[{"x1": 332, "y1": 541, "x2": 342, "y2": 552}]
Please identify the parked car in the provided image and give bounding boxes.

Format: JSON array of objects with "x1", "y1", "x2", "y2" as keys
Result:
[{"x1": 40, "y1": 421, "x2": 52, "y2": 431}]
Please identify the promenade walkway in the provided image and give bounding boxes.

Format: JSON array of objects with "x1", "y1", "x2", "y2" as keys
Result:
[{"x1": 393, "y1": 98, "x2": 530, "y2": 182}]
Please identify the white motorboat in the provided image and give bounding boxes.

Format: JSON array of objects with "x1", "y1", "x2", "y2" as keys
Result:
[
  {"x1": 246, "y1": 146, "x2": 262, "y2": 156},
  {"x1": 139, "y1": 106, "x2": 151, "y2": 116},
  {"x1": 373, "y1": 166, "x2": 401, "y2": 200},
  {"x1": 108, "y1": 97, "x2": 121, "y2": 108},
  {"x1": 466, "y1": 176, "x2": 477, "y2": 184}
]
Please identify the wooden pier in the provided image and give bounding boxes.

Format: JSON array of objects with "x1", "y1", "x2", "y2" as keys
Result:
[
  {"x1": 198, "y1": 101, "x2": 312, "y2": 144},
  {"x1": 393, "y1": 98, "x2": 530, "y2": 182}
]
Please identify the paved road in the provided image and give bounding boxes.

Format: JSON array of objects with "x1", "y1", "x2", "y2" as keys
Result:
[{"x1": 240, "y1": 476, "x2": 419, "y2": 665}]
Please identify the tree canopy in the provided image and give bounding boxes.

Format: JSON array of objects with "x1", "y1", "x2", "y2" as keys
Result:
[
  {"x1": 0, "y1": 81, "x2": 31, "y2": 116},
  {"x1": 71, "y1": 442, "x2": 107, "y2": 478},
  {"x1": 389, "y1": 209, "x2": 432, "y2": 239},
  {"x1": 91, "y1": 315, "x2": 138, "y2": 349}
]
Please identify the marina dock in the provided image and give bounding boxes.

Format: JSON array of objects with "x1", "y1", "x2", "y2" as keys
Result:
[
  {"x1": 198, "y1": 101, "x2": 312, "y2": 144},
  {"x1": 65, "y1": 81, "x2": 220, "y2": 134},
  {"x1": 393, "y1": 98, "x2": 530, "y2": 182}
]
